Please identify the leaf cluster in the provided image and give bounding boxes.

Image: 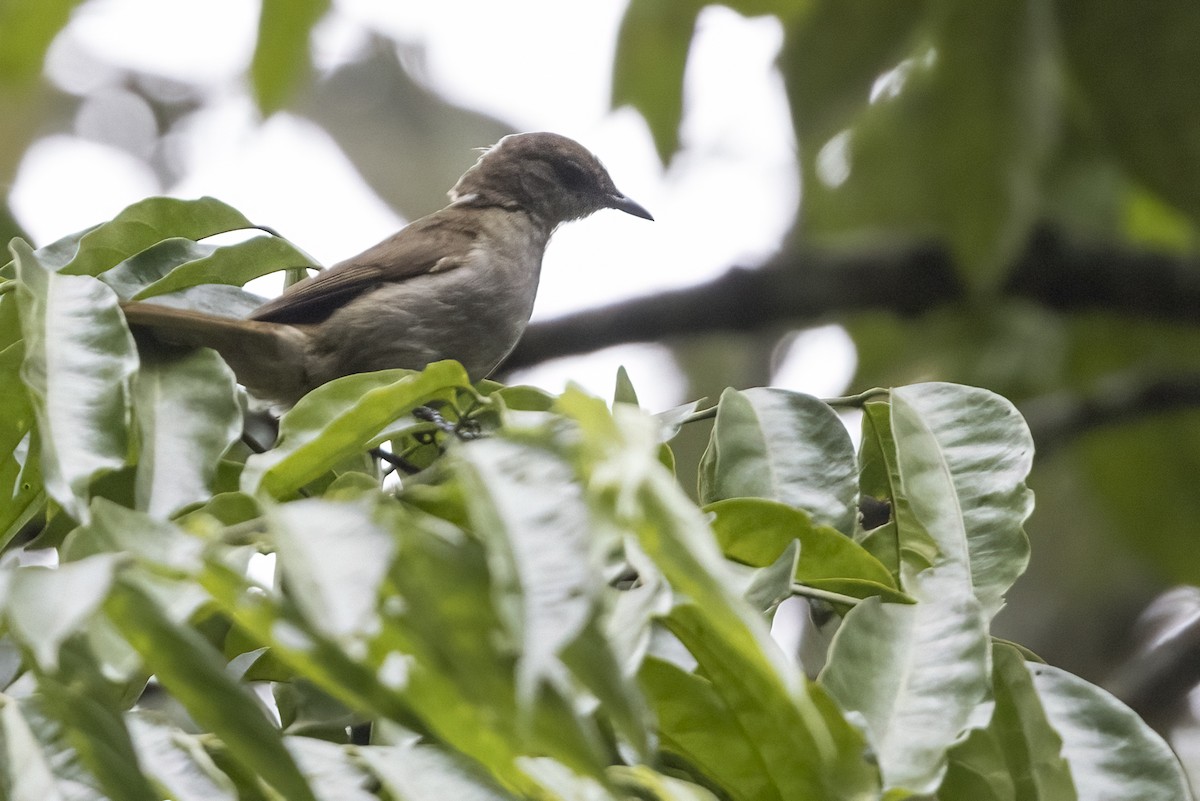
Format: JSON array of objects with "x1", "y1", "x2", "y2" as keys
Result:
[{"x1": 0, "y1": 198, "x2": 1189, "y2": 798}]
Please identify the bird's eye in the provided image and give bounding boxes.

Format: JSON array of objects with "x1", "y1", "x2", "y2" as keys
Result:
[{"x1": 554, "y1": 160, "x2": 591, "y2": 191}]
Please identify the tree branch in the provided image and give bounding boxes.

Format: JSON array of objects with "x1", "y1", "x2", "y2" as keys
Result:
[{"x1": 504, "y1": 225, "x2": 1200, "y2": 371}]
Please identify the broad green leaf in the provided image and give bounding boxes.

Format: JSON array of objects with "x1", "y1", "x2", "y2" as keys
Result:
[
  {"x1": 133, "y1": 346, "x2": 242, "y2": 519},
  {"x1": 1056, "y1": 0, "x2": 1200, "y2": 223},
  {"x1": 34, "y1": 641, "x2": 159, "y2": 801},
  {"x1": 14, "y1": 240, "x2": 138, "y2": 522},
  {"x1": 891, "y1": 383, "x2": 1033, "y2": 616},
  {"x1": 937, "y1": 727, "x2": 1014, "y2": 801},
  {"x1": 1031, "y1": 662, "x2": 1194, "y2": 801},
  {"x1": 270, "y1": 498, "x2": 395, "y2": 640},
  {"x1": 987, "y1": 644, "x2": 1075, "y2": 799},
  {"x1": 784, "y1": 0, "x2": 1054, "y2": 288},
  {"x1": 127, "y1": 712, "x2": 239, "y2": 801},
  {"x1": 241, "y1": 360, "x2": 470, "y2": 498},
  {"x1": 285, "y1": 737, "x2": 376, "y2": 801},
  {"x1": 561, "y1": 391, "x2": 876, "y2": 798},
  {"x1": 609, "y1": 764, "x2": 721, "y2": 801},
  {"x1": 640, "y1": 656, "x2": 782, "y2": 801},
  {"x1": 359, "y1": 742, "x2": 519, "y2": 801},
  {"x1": 0, "y1": 342, "x2": 32, "y2": 457},
  {"x1": 6, "y1": 555, "x2": 119, "y2": 672},
  {"x1": 105, "y1": 579, "x2": 320, "y2": 801},
  {"x1": 707, "y1": 497, "x2": 897, "y2": 595},
  {"x1": 99, "y1": 238, "x2": 220, "y2": 299},
  {"x1": 0, "y1": 0, "x2": 81, "y2": 83},
  {"x1": 52, "y1": 197, "x2": 256, "y2": 277},
  {"x1": 612, "y1": 0, "x2": 702, "y2": 163},
  {"x1": 252, "y1": 0, "x2": 329, "y2": 113},
  {"x1": 455, "y1": 439, "x2": 597, "y2": 703},
  {"x1": 699, "y1": 387, "x2": 857, "y2": 533},
  {"x1": 133, "y1": 235, "x2": 318, "y2": 299},
  {"x1": 0, "y1": 695, "x2": 105, "y2": 801},
  {"x1": 819, "y1": 574, "x2": 989, "y2": 795},
  {"x1": 0, "y1": 341, "x2": 40, "y2": 547}
]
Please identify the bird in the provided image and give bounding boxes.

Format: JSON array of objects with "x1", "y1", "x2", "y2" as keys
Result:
[{"x1": 122, "y1": 132, "x2": 653, "y2": 405}]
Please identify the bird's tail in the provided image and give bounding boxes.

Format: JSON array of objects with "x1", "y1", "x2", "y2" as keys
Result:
[{"x1": 122, "y1": 301, "x2": 311, "y2": 404}]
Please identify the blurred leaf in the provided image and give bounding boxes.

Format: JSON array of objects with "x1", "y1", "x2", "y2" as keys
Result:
[
  {"x1": 612, "y1": 0, "x2": 702, "y2": 163},
  {"x1": 698, "y1": 388, "x2": 858, "y2": 532},
  {"x1": 14, "y1": 240, "x2": 137, "y2": 522},
  {"x1": 46, "y1": 197, "x2": 257, "y2": 277},
  {"x1": 105, "y1": 579, "x2": 320, "y2": 801},
  {"x1": 819, "y1": 582, "x2": 989, "y2": 795},
  {"x1": 34, "y1": 641, "x2": 159, "y2": 801},
  {"x1": 1031, "y1": 661, "x2": 1194, "y2": 800},
  {"x1": 7, "y1": 555, "x2": 118, "y2": 672},
  {"x1": 707, "y1": 497, "x2": 897, "y2": 594},
  {"x1": 891, "y1": 383, "x2": 1033, "y2": 617},
  {"x1": 133, "y1": 346, "x2": 242, "y2": 519},
  {"x1": 127, "y1": 712, "x2": 239, "y2": 801},
  {"x1": 0, "y1": 695, "x2": 107, "y2": 801},
  {"x1": 271, "y1": 498, "x2": 395, "y2": 641},
  {"x1": 358, "y1": 742, "x2": 519, "y2": 801},
  {"x1": 251, "y1": 0, "x2": 329, "y2": 114},
  {"x1": 1056, "y1": 0, "x2": 1200, "y2": 223},
  {"x1": 784, "y1": 0, "x2": 1055, "y2": 288},
  {"x1": 241, "y1": 361, "x2": 470, "y2": 498},
  {"x1": 0, "y1": 0, "x2": 81, "y2": 84},
  {"x1": 609, "y1": 764, "x2": 721, "y2": 801},
  {"x1": 284, "y1": 737, "x2": 376, "y2": 801}
]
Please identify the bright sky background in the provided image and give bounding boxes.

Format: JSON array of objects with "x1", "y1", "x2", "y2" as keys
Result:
[{"x1": 13, "y1": 0, "x2": 856, "y2": 411}]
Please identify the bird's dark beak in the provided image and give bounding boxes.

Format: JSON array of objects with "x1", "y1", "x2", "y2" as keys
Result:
[{"x1": 608, "y1": 193, "x2": 654, "y2": 221}]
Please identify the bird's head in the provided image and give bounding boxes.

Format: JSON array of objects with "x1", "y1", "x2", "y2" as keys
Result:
[{"x1": 450, "y1": 132, "x2": 653, "y2": 225}]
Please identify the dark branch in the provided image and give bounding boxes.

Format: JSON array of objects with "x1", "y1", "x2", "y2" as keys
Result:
[
  {"x1": 1023, "y1": 373, "x2": 1200, "y2": 458},
  {"x1": 504, "y1": 225, "x2": 1200, "y2": 371}
]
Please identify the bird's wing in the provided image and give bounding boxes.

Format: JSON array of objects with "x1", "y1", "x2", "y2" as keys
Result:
[{"x1": 250, "y1": 212, "x2": 479, "y2": 324}]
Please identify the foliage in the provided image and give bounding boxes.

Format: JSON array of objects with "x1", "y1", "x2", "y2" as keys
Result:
[{"x1": 0, "y1": 197, "x2": 1189, "y2": 799}]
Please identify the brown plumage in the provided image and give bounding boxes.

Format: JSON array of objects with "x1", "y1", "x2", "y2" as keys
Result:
[{"x1": 122, "y1": 132, "x2": 652, "y2": 404}]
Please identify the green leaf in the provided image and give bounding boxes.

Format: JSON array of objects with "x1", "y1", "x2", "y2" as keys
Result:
[
  {"x1": 455, "y1": 439, "x2": 598, "y2": 704},
  {"x1": 34, "y1": 641, "x2": 160, "y2": 801},
  {"x1": 1056, "y1": 0, "x2": 1200, "y2": 223},
  {"x1": 284, "y1": 737, "x2": 376, "y2": 801},
  {"x1": 127, "y1": 713, "x2": 239, "y2": 801},
  {"x1": 612, "y1": 0, "x2": 702, "y2": 163},
  {"x1": 105, "y1": 579, "x2": 320, "y2": 801},
  {"x1": 133, "y1": 346, "x2": 242, "y2": 519},
  {"x1": 891, "y1": 383, "x2": 1033, "y2": 616},
  {"x1": 14, "y1": 240, "x2": 138, "y2": 522},
  {"x1": 241, "y1": 361, "x2": 470, "y2": 498},
  {"x1": 783, "y1": 0, "x2": 1055, "y2": 288},
  {"x1": 133, "y1": 235, "x2": 318, "y2": 299},
  {"x1": 252, "y1": 0, "x2": 329, "y2": 113},
  {"x1": 613, "y1": 365, "x2": 640, "y2": 407},
  {"x1": 699, "y1": 387, "x2": 858, "y2": 533},
  {"x1": 50, "y1": 197, "x2": 256, "y2": 277},
  {"x1": 707, "y1": 497, "x2": 897, "y2": 594},
  {"x1": 640, "y1": 656, "x2": 782, "y2": 801},
  {"x1": 819, "y1": 579, "x2": 989, "y2": 795},
  {"x1": 270, "y1": 498, "x2": 395, "y2": 641},
  {"x1": 609, "y1": 764, "x2": 721, "y2": 801},
  {"x1": 1030, "y1": 662, "x2": 1194, "y2": 801},
  {"x1": 358, "y1": 742, "x2": 519, "y2": 801},
  {"x1": 0, "y1": 695, "x2": 107, "y2": 801},
  {"x1": 6, "y1": 556, "x2": 119, "y2": 672}
]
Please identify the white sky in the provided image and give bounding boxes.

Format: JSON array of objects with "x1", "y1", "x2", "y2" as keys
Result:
[{"x1": 13, "y1": 0, "x2": 855, "y2": 409}]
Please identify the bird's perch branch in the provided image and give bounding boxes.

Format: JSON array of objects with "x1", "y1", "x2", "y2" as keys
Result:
[{"x1": 505, "y1": 225, "x2": 1200, "y2": 371}]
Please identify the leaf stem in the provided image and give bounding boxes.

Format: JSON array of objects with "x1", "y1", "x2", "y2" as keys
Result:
[{"x1": 790, "y1": 583, "x2": 861, "y2": 607}]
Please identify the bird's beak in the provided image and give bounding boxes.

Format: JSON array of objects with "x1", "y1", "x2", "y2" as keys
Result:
[{"x1": 607, "y1": 193, "x2": 654, "y2": 221}]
